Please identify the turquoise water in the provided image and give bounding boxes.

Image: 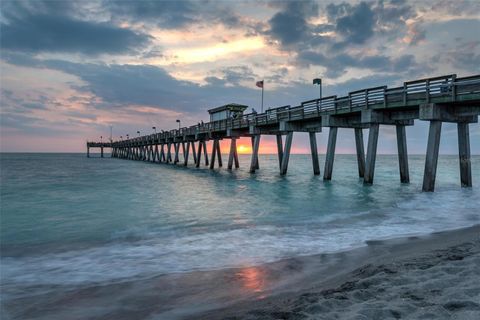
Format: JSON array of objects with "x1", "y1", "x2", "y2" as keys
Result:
[{"x1": 1, "y1": 153, "x2": 479, "y2": 297}]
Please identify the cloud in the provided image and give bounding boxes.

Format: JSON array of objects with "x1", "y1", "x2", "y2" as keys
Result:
[
  {"x1": 0, "y1": 1, "x2": 152, "y2": 55},
  {"x1": 0, "y1": 12, "x2": 151, "y2": 55},
  {"x1": 327, "y1": 1, "x2": 375, "y2": 45},
  {"x1": 104, "y1": 0, "x2": 198, "y2": 29},
  {"x1": 262, "y1": 0, "x2": 422, "y2": 79},
  {"x1": 206, "y1": 66, "x2": 258, "y2": 86},
  {"x1": 441, "y1": 40, "x2": 480, "y2": 72},
  {"x1": 297, "y1": 51, "x2": 418, "y2": 78},
  {"x1": 1, "y1": 54, "x2": 257, "y2": 114},
  {"x1": 326, "y1": 0, "x2": 417, "y2": 50},
  {"x1": 266, "y1": 0, "x2": 319, "y2": 47},
  {"x1": 104, "y1": 0, "x2": 245, "y2": 31}
]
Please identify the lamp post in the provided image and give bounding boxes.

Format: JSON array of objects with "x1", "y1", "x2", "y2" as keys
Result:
[
  {"x1": 120, "y1": 136, "x2": 123, "y2": 141},
  {"x1": 100, "y1": 136, "x2": 103, "y2": 143},
  {"x1": 126, "y1": 134, "x2": 129, "y2": 140},
  {"x1": 176, "y1": 119, "x2": 181, "y2": 130},
  {"x1": 152, "y1": 126, "x2": 156, "y2": 134},
  {"x1": 313, "y1": 78, "x2": 322, "y2": 99},
  {"x1": 137, "y1": 131, "x2": 140, "y2": 137}
]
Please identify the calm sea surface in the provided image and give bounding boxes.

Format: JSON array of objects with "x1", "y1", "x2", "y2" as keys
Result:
[{"x1": 1, "y1": 153, "x2": 479, "y2": 300}]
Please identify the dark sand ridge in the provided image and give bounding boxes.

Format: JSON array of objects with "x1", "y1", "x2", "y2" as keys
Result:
[{"x1": 2, "y1": 225, "x2": 479, "y2": 320}]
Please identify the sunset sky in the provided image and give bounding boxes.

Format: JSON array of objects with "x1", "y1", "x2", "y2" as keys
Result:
[{"x1": 1, "y1": 0, "x2": 479, "y2": 153}]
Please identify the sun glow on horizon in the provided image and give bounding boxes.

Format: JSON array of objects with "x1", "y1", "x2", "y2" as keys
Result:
[{"x1": 237, "y1": 144, "x2": 251, "y2": 154}]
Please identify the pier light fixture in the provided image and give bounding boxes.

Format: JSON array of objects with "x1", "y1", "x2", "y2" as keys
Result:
[
  {"x1": 120, "y1": 136, "x2": 123, "y2": 140},
  {"x1": 137, "y1": 131, "x2": 140, "y2": 137},
  {"x1": 176, "y1": 119, "x2": 181, "y2": 130},
  {"x1": 126, "y1": 134, "x2": 129, "y2": 140},
  {"x1": 100, "y1": 136, "x2": 103, "y2": 143},
  {"x1": 313, "y1": 78, "x2": 322, "y2": 99},
  {"x1": 152, "y1": 126, "x2": 156, "y2": 134}
]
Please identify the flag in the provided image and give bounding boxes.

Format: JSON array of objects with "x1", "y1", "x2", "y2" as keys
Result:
[
  {"x1": 313, "y1": 78, "x2": 321, "y2": 85},
  {"x1": 256, "y1": 80, "x2": 264, "y2": 88}
]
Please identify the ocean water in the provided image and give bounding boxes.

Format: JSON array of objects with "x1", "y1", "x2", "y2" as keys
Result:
[{"x1": 1, "y1": 153, "x2": 479, "y2": 301}]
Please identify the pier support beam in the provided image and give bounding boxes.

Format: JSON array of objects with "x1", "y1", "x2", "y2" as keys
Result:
[
  {"x1": 228, "y1": 138, "x2": 239, "y2": 170},
  {"x1": 217, "y1": 140, "x2": 223, "y2": 167},
  {"x1": 249, "y1": 135, "x2": 261, "y2": 173},
  {"x1": 209, "y1": 140, "x2": 216, "y2": 169},
  {"x1": 101, "y1": 147, "x2": 104, "y2": 158},
  {"x1": 354, "y1": 128, "x2": 365, "y2": 178},
  {"x1": 280, "y1": 132, "x2": 293, "y2": 175},
  {"x1": 323, "y1": 127, "x2": 337, "y2": 180},
  {"x1": 160, "y1": 144, "x2": 165, "y2": 162},
  {"x1": 276, "y1": 135, "x2": 283, "y2": 170},
  {"x1": 167, "y1": 143, "x2": 172, "y2": 163},
  {"x1": 191, "y1": 141, "x2": 197, "y2": 165},
  {"x1": 196, "y1": 141, "x2": 203, "y2": 168},
  {"x1": 423, "y1": 121, "x2": 442, "y2": 192},
  {"x1": 87, "y1": 147, "x2": 90, "y2": 158},
  {"x1": 251, "y1": 136, "x2": 259, "y2": 169},
  {"x1": 210, "y1": 139, "x2": 221, "y2": 169},
  {"x1": 364, "y1": 124, "x2": 379, "y2": 184},
  {"x1": 174, "y1": 143, "x2": 180, "y2": 164},
  {"x1": 457, "y1": 122, "x2": 472, "y2": 187},
  {"x1": 203, "y1": 141, "x2": 209, "y2": 166},
  {"x1": 396, "y1": 125, "x2": 410, "y2": 183},
  {"x1": 154, "y1": 145, "x2": 159, "y2": 162},
  {"x1": 183, "y1": 142, "x2": 190, "y2": 166},
  {"x1": 309, "y1": 132, "x2": 320, "y2": 175}
]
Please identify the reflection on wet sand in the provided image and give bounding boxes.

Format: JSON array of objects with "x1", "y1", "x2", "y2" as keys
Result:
[{"x1": 235, "y1": 267, "x2": 267, "y2": 299}]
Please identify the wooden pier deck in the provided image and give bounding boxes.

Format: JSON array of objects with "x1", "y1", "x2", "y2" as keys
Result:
[{"x1": 87, "y1": 74, "x2": 480, "y2": 191}]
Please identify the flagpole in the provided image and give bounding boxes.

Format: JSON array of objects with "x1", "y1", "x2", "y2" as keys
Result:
[{"x1": 261, "y1": 85, "x2": 264, "y2": 113}]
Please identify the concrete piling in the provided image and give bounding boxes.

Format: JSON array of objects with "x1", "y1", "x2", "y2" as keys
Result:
[
  {"x1": 396, "y1": 125, "x2": 410, "y2": 183},
  {"x1": 276, "y1": 134, "x2": 283, "y2": 170},
  {"x1": 323, "y1": 127, "x2": 337, "y2": 180},
  {"x1": 309, "y1": 132, "x2": 320, "y2": 175},
  {"x1": 280, "y1": 132, "x2": 293, "y2": 175},
  {"x1": 249, "y1": 135, "x2": 261, "y2": 173},
  {"x1": 354, "y1": 128, "x2": 365, "y2": 178},
  {"x1": 457, "y1": 122, "x2": 472, "y2": 187},
  {"x1": 422, "y1": 121, "x2": 442, "y2": 192},
  {"x1": 364, "y1": 124, "x2": 379, "y2": 184}
]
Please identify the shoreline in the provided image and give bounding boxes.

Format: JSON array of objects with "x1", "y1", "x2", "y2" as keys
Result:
[{"x1": 2, "y1": 225, "x2": 479, "y2": 319}]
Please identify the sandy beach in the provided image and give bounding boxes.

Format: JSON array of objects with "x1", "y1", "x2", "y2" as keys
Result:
[
  {"x1": 199, "y1": 225, "x2": 480, "y2": 320},
  {"x1": 2, "y1": 225, "x2": 479, "y2": 320}
]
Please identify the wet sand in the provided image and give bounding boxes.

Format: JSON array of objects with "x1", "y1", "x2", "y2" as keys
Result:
[{"x1": 2, "y1": 225, "x2": 479, "y2": 319}]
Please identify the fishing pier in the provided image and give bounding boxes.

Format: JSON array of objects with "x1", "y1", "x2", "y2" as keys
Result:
[{"x1": 87, "y1": 74, "x2": 480, "y2": 192}]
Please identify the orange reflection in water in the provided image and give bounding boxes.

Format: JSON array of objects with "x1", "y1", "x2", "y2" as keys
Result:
[{"x1": 236, "y1": 267, "x2": 266, "y2": 298}]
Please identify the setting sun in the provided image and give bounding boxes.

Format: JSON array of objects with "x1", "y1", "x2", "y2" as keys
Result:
[{"x1": 237, "y1": 144, "x2": 251, "y2": 154}]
